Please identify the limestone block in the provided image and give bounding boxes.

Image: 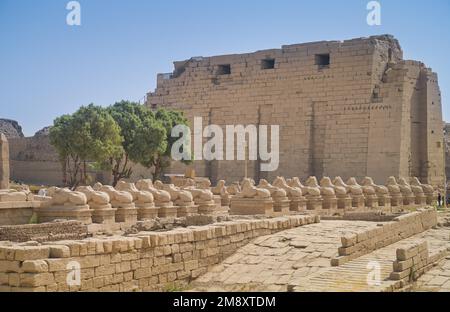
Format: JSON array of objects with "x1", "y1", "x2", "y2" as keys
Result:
[{"x1": 230, "y1": 198, "x2": 274, "y2": 216}]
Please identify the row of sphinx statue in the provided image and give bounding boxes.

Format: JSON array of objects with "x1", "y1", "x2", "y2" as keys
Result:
[
  {"x1": 1, "y1": 175, "x2": 438, "y2": 224},
  {"x1": 220, "y1": 176, "x2": 437, "y2": 214}
]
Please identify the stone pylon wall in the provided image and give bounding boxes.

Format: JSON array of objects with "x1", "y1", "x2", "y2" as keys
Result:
[{"x1": 146, "y1": 35, "x2": 445, "y2": 187}]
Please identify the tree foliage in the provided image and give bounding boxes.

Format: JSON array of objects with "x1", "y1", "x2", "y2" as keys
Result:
[
  {"x1": 50, "y1": 102, "x2": 192, "y2": 186},
  {"x1": 50, "y1": 104, "x2": 123, "y2": 188},
  {"x1": 106, "y1": 101, "x2": 166, "y2": 185},
  {"x1": 149, "y1": 109, "x2": 191, "y2": 181}
]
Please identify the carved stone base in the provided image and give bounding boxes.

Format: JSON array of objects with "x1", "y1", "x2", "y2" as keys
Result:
[
  {"x1": 158, "y1": 206, "x2": 178, "y2": 218},
  {"x1": 390, "y1": 194, "x2": 403, "y2": 207},
  {"x1": 36, "y1": 204, "x2": 92, "y2": 225},
  {"x1": 365, "y1": 195, "x2": 379, "y2": 209},
  {"x1": 306, "y1": 195, "x2": 323, "y2": 211},
  {"x1": 377, "y1": 194, "x2": 391, "y2": 209},
  {"x1": 289, "y1": 197, "x2": 307, "y2": 212},
  {"x1": 351, "y1": 195, "x2": 365, "y2": 209},
  {"x1": 322, "y1": 195, "x2": 338, "y2": 210},
  {"x1": 273, "y1": 197, "x2": 291, "y2": 216},
  {"x1": 221, "y1": 196, "x2": 231, "y2": 207},
  {"x1": 336, "y1": 195, "x2": 352, "y2": 210},
  {"x1": 177, "y1": 205, "x2": 199, "y2": 217},
  {"x1": 402, "y1": 195, "x2": 416, "y2": 207},
  {"x1": 230, "y1": 198, "x2": 274, "y2": 216},
  {"x1": 137, "y1": 204, "x2": 159, "y2": 220},
  {"x1": 425, "y1": 193, "x2": 437, "y2": 206},
  {"x1": 113, "y1": 203, "x2": 138, "y2": 224},
  {"x1": 213, "y1": 195, "x2": 222, "y2": 209},
  {"x1": 198, "y1": 200, "x2": 216, "y2": 215},
  {"x1": 413, "y1": 194, "x2": 427, "y2": 206},
  {"x1": 90, "y1": 204, "x2": 116, "y2": 224}
]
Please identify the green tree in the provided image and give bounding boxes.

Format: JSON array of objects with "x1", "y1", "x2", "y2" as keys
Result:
[
  {"x1": 107, "y1": 101, "x2": 167, "y2": 186},
  {"x1": 149, "y1": 109, "x2": 192, "y2": 181},
  {"x1": 50, "y1": 104, "x2": 123, "y2": 188}
]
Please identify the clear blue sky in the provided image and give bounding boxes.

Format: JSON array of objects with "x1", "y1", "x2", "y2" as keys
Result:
[{"x1": 1, "y1": 0, "x2": 449, "y2": 136}]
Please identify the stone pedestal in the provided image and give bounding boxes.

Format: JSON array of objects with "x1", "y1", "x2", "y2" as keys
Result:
[
  {"x1": 273, "y1": 197, "x2": 291, "y2": 216},
  {"x1": 402, "y1": 195, "x2": 416, "y2": 207},
  {"x1": 322, "y1": 194, "x2": 338, "y2": 210},
  {"x1": 351, "y1": 195, "x2": 365, "y2": 209},
  {"x1": 336, "y1": 194, "x2": 352, "y2": 210},
  {"x1": 230, "y1": 198, "x2": 274, "y2": 216},
  {"x1": 136, "y1": 203, "x2": 159, "y2": 220},
  {"x1": 112, "y1": 202, "x2": 138, "y2": 224},
  {"x1": 414, "y1": 194, "x2": 427, "y2": 206},
  {"x1": 221, "y1": 195, "x2": 231, "y2": 207},
  {"x1": 390, "y1": 194, "x2": 403, "y2": 207},
  {"x1": 197, "y1": 200, "x2": 217, "y2": 215},
  {"x1": 90, "y1": 204, "x2": 116, "y2": 224},
  {"x1": 364, "y1": 195, "x2": 379, "y2": 209},
  {"x1": 177, "y1": 204, "x2": 199, "y2": 217},
  {"x1": 213, "y1": 195, "x2": 222, "y2": 209},
  {"x1": 305, "y1": 195, "x2": 323, "y2": 211},
  {"x1": 289, "y1": 197, "x2": 307, "y2": 212},
  {"x1": 425, "y1": 193, "x2": 437, "y2": 206},
  {"x1": 156, "y1": 202, "x2": 178, "y2": 218},
  {"x1": 377, "y1": 194, "x2": 391, "y2": 209},
  {"x1": 36, "y1": 204, "x2": 92, "y2": 225}
]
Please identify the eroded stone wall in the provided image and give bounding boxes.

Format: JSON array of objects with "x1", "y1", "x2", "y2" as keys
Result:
[{"x1": 0, "y1": 215, "x2": 318, "y2": 292}]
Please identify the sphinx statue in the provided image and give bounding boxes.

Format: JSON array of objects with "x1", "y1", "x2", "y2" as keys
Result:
[
  {"x1": 230, "y1": 178, "x2": 273, "y2": 216},
  {"x1": 404, "y1": 177, "x2": 427, "y2": 206},
  {"x1": 355, "y1": 177, "x2": 378, "y2": 209},
  {"x1": 328, "y1": 177, "x2": 352, "y2": 210},
  {"x1": 273, "y1": 177, "x2": 306, "y2": 212},
  {"x1": 385, "y1": 177, "x2": 404, "y2": 207},
  {"x1": 211, "y1": 180, "x2": 231, "y2": 207},
  {"x1": 398, "y1": 177, "x2": 418, "y2": 207},
  {"x1": 116, "y1": 181, "x2": 158, "y2": 220},
  {"x1": 301, "y1": 177, "x2": 324, "y2": 210},
  {"x1": 258, "y1": 179, "x2": 290, "y2": 215},
  {"x1": 318, "y1": 177, "x2": 338, "y2": 211},
  {"x1": 360, "y1": 177, "x2": 391, "y2": 208},
  {"x1": 236, "y1": 178, "x2": 271, "y2": 199},
  {"x1": 154, "y1": 180, "x2": 196, "y2": 217},
  {"x1": 332, "y1": 177, "x2": 364, "y2": 209},
  {"x1": 93, "y1": 182, "x2": 137, "y2": 223},
  {"x1": 76, "y1": 186, "x2": 116, "y2": 224},
  {"x1": 226, "y1": 183, "x2": 241, "y2": 196},
  {"x1": 135, "y1": 179, "x2": 172, "y2": 205},
  {"x1": 410, "y1": 177, "x2": 437, "y2": 206},
  {"x1": 182, "y1": 178, "x2": 215, "y2": 214},
  {"x1": 37, "y1": 187, "x2": 92, "y2": 224}
]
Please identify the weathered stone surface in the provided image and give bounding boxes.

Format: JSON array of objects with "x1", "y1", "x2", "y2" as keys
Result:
[{"x1": 0, "y1": 134, "x2": 9, "y2": 190}]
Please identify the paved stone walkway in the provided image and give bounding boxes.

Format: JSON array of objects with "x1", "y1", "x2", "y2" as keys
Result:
[
  {"x1": 189, "y1": 220, "x2": 379, "y2": 291},
  {"x1": 189, "y1": 221, "x2": 450, "y2": 292},
  {"x1": 413, "y1": 257, "x2": 450, "y2": 292}
]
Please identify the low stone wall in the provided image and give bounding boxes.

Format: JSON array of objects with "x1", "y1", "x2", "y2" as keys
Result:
[
  {"x1": 0, "y1": 221, "x2": 89, "y2": 243},
  {"x1": 0, "y1": 215, "x2": 319, "y2": 292},
  {"x1": 0, "y1": 201, "x2": 41, "y2": 226},
  {"x1": 331, "y1": 209, "x2": 437, "y2": 266},
  {"x1": 390, "y1": 241, "x2": 448, "y2": 284}
]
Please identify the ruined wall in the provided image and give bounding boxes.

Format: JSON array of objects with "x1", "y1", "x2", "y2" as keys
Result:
[
  {"x1": 146, "y1": 35, "x2": 445, "y2": 187},
  {"x1": 8, "y1": 135, "x2": 111, "y2": 186},
  {"x1": 1, "y1": 134, "x2": 10, "y2": 189},
  {"x1": 0, "y1": 215, "x2": 318, "y2": 292}
]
